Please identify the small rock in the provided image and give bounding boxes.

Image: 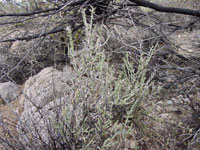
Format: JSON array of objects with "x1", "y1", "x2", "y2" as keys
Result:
[
  {"x1": 171, "y1": 97, "x2": 176, "y2": 102},
  {"x1": 167, "y1": 100, "x2": 173, "y2": 105},
  {"x1": 155, "y1": 105, "x2": 163, "y2": 112},
  {"x1": 159, "y1": 113, "x2": 169, "y2": 119},
  {"x1": 183, "y1": 98, "x2": 190, "y2": 103},
  {"x1": 130, "y1": 141, "x2": 138, "y2": 149},
  {"x1": 177, "y1": 95, "x2": 184, "y2": 100},
  {"x1": 0, "y1": 81, "x2": 19, "y2": 104},
  {"x1": 125, "y1": 140, "x2": 138, "y2": 149},
  {"x1": 0, "y1": 55, "x2": 6, "y2": 65},
  {"x1": 189, "y1": 94, "x2": 194, "y2": 99},
  {"x1": 156, "y1": 101, "x2": 164, "y2": 105}
]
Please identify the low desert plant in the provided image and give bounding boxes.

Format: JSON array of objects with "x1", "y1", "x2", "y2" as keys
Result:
[
  {"x1": 0, "y1": 8, "x2": 160, "y2": 150},
  {"x1": 49, "y1": 9, "x2": 160, "y2": 150}
]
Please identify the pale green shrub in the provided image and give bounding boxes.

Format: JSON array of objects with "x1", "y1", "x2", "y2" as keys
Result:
[{"x1": 52, "y1": 8, "x2": 160, "y2": 150}]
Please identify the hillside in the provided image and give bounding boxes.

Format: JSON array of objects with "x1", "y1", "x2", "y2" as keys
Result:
[{"x1": 0, "y1": 0, "x2": 200, "y2": 149}]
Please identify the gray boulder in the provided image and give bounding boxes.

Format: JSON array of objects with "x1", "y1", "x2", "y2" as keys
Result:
[
  {"x1": 0, "y1": 81, "x2": 19, "y2": 104},
  {"x1": 18, "y1": 66, "x2": 81, "y2": 144},
  {"x1": 19, "y1": 66, "x2": 73, "y2": 110}
]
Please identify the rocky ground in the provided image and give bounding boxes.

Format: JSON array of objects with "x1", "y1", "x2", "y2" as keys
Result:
[{"x1": 0, "y1": 21, "x2": 200, "y2": 150}]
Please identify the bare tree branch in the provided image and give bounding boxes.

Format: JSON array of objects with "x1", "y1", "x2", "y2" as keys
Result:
[
  {"x1": 0, "y1": 7, "x2": 61, "y2": 17},
  {"x1": 129, "y1": 0, "x2": 200, "y2": 17},
  {"x1": 0, "y1": 25, "x2": 66, "y2": 42}
]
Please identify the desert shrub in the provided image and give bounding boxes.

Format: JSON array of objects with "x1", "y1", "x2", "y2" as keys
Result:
[
  {"x1": 47, "y1": 9, "x2": 160, "y2": 150},
  {"x1": 0, "y1": 8, "x2": 160, "y2": 150}
]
